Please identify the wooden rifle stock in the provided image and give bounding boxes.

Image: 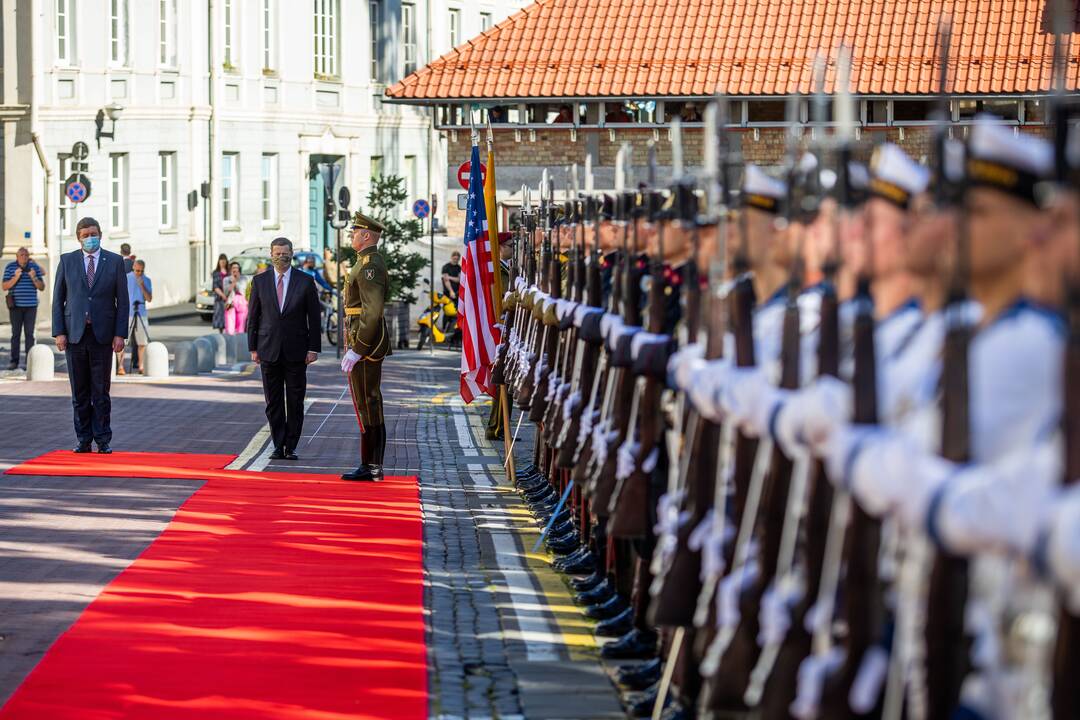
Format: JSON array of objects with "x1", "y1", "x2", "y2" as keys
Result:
[
  {"x1": 1052, "y1": 285, "x2": 1080, "y2": 719},
  {"x1": 821, "y1": 286, "x2": 884, "y2": 718},
  {"x1": 760, "y1": 281, "x2": 840, "y2": 719},
  {"x1": 515, "y1": 233, "x2": 549, "y2": 410},
  {"x1": 528, "y1": 251, "x2": 562, "y2": 423},
  {"x1": 707, "y1": 281, "x2": 802, "y2": 710}
]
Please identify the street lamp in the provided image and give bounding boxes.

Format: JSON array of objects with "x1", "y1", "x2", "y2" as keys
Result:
[{"x1": 95, "y1": 103, "x2": 124, "y2": 148}]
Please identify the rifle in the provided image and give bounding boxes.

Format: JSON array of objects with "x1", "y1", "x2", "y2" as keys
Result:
[
  {"x1": 702, "y1": 93, "x2": 806, "y2": 713},
  {"x1": 758, "y1": 49, "x2": 853, "y2": 718},
  {"x1": 607, "y1": 144, "x2": 673, "y2": 539},
  {"x1": 526, "y1": 177, "x2": 562, "y2": 424},
  {"x1": 542, "y1": 170, "x2": 581, "y2": 444},
  {"x1": 650, "y1": 98, "x2": 734, "y2": 629},
  {"x1": 923, "y1": 19, "x2": 974, "y2": 719},
  {"x1": 514, "y1": 173, "x2": 552, "y2": 411}
]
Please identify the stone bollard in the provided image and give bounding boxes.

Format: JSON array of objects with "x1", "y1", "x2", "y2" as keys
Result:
[
  {"x1": 193, "y1": 337, "x2": 215, "y2": 373},
  {"x1": 225, "y1": 333, "x2": 247, "y2": 363},
  {"x1": 208, "y1": 333, "x2": 227, "y2": 366},
  {"x1": 144, "y1": 342, "x2": 169, "y2": 378},
  {"x1": 173, "y1": 341, "x2": 198, "y2": 375},
  {"x1": 25, "y1": 344, "x2": 55, "y2": 381}
]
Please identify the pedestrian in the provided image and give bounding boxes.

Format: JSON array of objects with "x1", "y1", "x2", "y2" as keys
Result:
[
  {"x1": 117, "y1": 259, "x2": 152, "y2": 375},
  {"x1": 441, "y1": 251, "x2": 462, "y2": 334},
  {"x1": 3, "y1": 247, "x2": 46, "y2": 370},
  {"x1": 51, "y1": 217, "x2": 129, "y2": 454},
  {"x1": 223, "y1": 261, "x2": 249, "y2": 336},
  {"x1": 246, "y1": 237, "x2": 321, "y2": 460},
  {"x1": 211, "y1": 253, "x2": 229, "y2": 333},
  {"x1": 119, "y1": 243, "x2": 135, "y2": 274},
  {"x1": 323, "y1": 247, "x2": 339, "y2": 288},
  {"x1": 340, "y1": 212, "x2": 392, "y2": 482},
  {"x1": 300, "y1": 254, "x2": 334, "y2": 293}
]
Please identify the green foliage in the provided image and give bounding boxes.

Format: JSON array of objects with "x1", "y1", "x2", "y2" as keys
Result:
[{"x1": 340, "y1": 174, "x2": 428, "y2": 304}]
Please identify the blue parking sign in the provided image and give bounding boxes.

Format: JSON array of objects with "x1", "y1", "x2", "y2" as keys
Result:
[{"x1": 412, "y1": 199, "x2": 430, "y2": 219}]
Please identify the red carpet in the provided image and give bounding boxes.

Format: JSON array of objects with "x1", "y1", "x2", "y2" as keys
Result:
[{"x1": 1, "y1": 453, "x2": 426, "y2": 720}]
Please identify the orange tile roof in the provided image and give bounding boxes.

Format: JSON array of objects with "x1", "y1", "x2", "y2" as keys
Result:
[{"x1": 387, "y1": 0, "x2": 1080, "y2": 101}]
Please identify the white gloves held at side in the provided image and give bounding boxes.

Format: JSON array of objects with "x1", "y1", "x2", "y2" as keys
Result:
[{"x1": 341, "y1": 349, "x2": 361, "y2": 373}]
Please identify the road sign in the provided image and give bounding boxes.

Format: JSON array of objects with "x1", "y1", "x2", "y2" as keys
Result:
[
  {"x1": 64, "y1": 174, "x2": 90, "y2": 204},
  {"x1": 412, "y1": 199, "x2": 430, "y2": 219},
  {"x1": 457, "y1": 161, "x2": 487, "y2": 191},
  {"x1": 71, "y1": 141, "x2": 89, "y2": 161}
]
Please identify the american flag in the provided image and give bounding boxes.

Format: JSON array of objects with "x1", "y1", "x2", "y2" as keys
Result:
[{"x1": 458, "y1": 144, "x2": 501, "y2": 403}]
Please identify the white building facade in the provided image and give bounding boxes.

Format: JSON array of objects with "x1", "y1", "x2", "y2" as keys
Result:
[{"x1": 0, "y1": 0, "x2": 525, "y2": 308}]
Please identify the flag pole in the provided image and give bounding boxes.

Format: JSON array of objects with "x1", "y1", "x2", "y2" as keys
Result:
[{"x1": 484, "y1": 116, "x2": 516, "y2": 483}]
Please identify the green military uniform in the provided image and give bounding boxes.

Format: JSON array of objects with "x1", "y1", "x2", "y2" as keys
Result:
[
  {"x1": 345, "y1": 244, "x2": 391, "y2": 427},
  {"x1": 341, "y1": 212, "x2": 391, "y2": 482}
]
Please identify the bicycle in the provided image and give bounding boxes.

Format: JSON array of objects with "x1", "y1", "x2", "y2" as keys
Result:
[{"x1": 321, "y1": 289, "x2": 340, "y2": 347}]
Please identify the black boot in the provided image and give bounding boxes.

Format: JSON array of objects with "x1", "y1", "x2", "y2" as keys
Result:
[
  {"x1": 584, "y1": 593, "x2": 628, "y2": 620},
  {"x1": 600, "y1": 628, "x2": 657, "y2": 660},
  {"x1": 616, "y1": 658, "x2": 662, "y2": 690},
  {"x1": 571, "y1": 572, "x2": 606, "y2": 592},
  {"x1": 595, "y1": 606, "x2": 634, "y2": 637},
  {"x1": 343, "y1": 425, "x2": 384, "y2": 481}
]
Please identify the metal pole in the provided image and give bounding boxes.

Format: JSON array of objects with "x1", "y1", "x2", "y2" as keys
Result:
[
  {"x1": 429, "y1": 201, "x2": 435, "y2": 355},
  {"x1": 336, "y1": 226, "x2": 343, "y2": 359}
]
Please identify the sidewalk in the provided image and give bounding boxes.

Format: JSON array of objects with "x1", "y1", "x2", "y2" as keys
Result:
[{"x1": 0, "y1": 349, "x2": 621, "y2": 718}]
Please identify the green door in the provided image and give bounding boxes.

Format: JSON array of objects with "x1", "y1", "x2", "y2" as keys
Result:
[{"x1": 309, "y1": 173, "x2": 327, "y2": 254}]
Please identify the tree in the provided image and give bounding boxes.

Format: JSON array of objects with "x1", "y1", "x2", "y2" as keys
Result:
[{"x1": 342, "y1": 174, "x2": 428, "y2": 304}]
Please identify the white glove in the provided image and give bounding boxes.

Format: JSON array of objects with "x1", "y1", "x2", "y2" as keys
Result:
[
  {"x1": 936, "y1": 443, "x2": 1060, "y2": 557},
  {"x1": 667, "y1": 343, "x2": 705, "y2": 391},
  {"x1": 687, "y1": 358, "x2": 732, "y2": 422},
  {"x1": 772, "y1": 376, "x2": 852, "y2": 457},
  {"x1": 1047, "y1": 485, "x2": 1080, "y2": 614},
  {"x1": 718, "y1": 366, "x2": 782, "y2": 438},
  {"x1": 341, "y1": 349, "x2": 361, "y2": 373}
]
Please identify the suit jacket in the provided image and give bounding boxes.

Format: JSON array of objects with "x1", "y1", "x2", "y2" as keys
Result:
[
  {"x1": 246, "y1": 268, "x2": 322, "y2": 363},
  {"x1": 51, "y1": 248, "x2": 130, "y2": 344}
]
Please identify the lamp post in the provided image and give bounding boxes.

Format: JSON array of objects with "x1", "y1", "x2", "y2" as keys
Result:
[{"x1": 94, "y1": 103, "x2": 124, "y2": 148}]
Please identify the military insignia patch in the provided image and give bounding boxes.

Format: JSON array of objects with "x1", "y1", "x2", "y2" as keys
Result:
[{"x1": 364, "y1": 268, "x2": 376, "y2": 281}]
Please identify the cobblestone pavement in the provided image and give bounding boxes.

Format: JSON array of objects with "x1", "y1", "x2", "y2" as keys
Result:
[{"x1": 0, "y1": 347, "x2": 622, "y2": 718}]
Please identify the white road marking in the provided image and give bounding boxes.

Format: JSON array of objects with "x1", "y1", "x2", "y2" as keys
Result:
[{"x1": 246, "y1": 398, "x2": 315, "y2": 471}]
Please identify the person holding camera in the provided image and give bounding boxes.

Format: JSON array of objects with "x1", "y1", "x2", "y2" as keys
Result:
[
  {"x1": 117, "y1": 259, "x2": 152, "y2": 375},
  {"x1": 3, "y1": 247, "x2": 46, "y2": 370}
]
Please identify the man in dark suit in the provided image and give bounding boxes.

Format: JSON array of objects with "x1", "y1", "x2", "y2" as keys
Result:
[
  {"x1": 247, "y1": 237, "x2": 321, "y2": 460},
  {"x1": 52, "y1": 217, "x2": 130, "y2": 453}
]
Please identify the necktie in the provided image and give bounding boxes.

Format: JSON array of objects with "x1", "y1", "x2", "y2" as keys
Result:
[
  {"x1": 86, "y1": 254, "x2": 95, "y2": 287},
  {"x1": 276, "y1": 273, "x2": 284, "y2": 310}
]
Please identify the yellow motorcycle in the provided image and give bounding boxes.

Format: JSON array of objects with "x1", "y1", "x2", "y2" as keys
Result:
[{"x1": 417, "y1": 279, "x2": 460, "y2": 350}]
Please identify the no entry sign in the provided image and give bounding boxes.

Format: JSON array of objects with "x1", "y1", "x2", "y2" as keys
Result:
[{"x1": 457, "y1": 161, "x2": 487, "y2": 191}]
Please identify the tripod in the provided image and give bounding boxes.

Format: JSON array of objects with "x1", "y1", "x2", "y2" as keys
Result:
[{"x1": 124, "y1": 301, "x2": 149, "y2": 374}]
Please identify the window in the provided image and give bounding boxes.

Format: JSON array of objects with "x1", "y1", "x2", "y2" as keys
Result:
[
  {"x1": 159, "y1": 152, "x2": 175, "y2": 229},
  {"x1": 370, "y1": 155, "x2": 384, "y2": 180},
  {"x1": 110, "y1": 153, "x2": 128, "y2": 232},
  {"x1": 892, "y1": 100, "x2": 935, "y2": 123},
  {"x1": 746, "y1": 100, "x2": 785, "y2": 124},
  {"x1": 957, "y1": 98, "x2": 1019, "y2": 122},
  {"x1": 222, "y1": 153, "x2": 238, "y2": 226},
  {"x1": 369, "y1": 1, "x2": 379, "y2": 82},
  {"x1": 223, "y1": 0, "x2": 236, "y2": 68},
  {"x1": 865, "y1": 100, "x2": 889, "y2": 125},
  {"x1": 314, "y1": 0, "x2": 339, "y2": 78},
  {"x1": 159, "y1": 0, "x2": 177, "y2": 66},
  {"x1": 262, "y1": 0, "x2": 275, "y2": 70},
  {"x1": 261, "y1": 154, "x2": 278, "y2": 226},
  {"x1": 110, "y1": 0, "x2": 128, "y2": 66},
  {"x1": 402, "y1": 3, "x2": 417, "y2": 76},
  {"x1": 57, "y1": 0, "x2": 75, "y2": 65},
  {"x1": 448, "y1": 8, "x2": 460, "y2": 47},
  {"x1": 1024, "y1": 99, "x2": 1048, "y2": 124},
  {"x1": 58, "y1": 155, "x2": 74, "y2": 235},
  {"x1": 480, "y1": 12, "x2": 492, "y2": 31}
]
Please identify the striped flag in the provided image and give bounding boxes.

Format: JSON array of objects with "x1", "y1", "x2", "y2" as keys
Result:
[{"x1": 458, "y1": 143, "x2": 501, "y2": 403}]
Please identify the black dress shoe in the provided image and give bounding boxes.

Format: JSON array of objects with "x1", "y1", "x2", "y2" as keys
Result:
[
  {"x1": 342, "y1": 464, "x2": 383, "y2": 482},
  {"x1": 571, "y1": 572, "x2": 605, "y2": 592},
  {"x1": 96, "y1": 443, "x2": 112, "y2": 454},
  {"x1": 283, "y1": 451, "x2": 298, "y2": 461},
  {"x1": 628, "y1": 685, "x2": 664, "y2": 718},
  {"x1": 270, "y1": 448, "x2": 286, "y2": 460},
  {"x1": 560, "y1": 554, "x2": 597, "y2": 575},
  {"x1": 616, "y1": 658, "x2": 662, "y2": 690},
  {"x1": 600, "y1": 628, "x2": 657, "y2": 660},
  {"x1": 574, "y1": 580, "x2": 614, "y2": 605},
  {"x1": 595, "y1": 606, "x2": 634, "y2": 637},
  {"x1": 73, "y1": 442, "x2": 93, "y2": 453},
  {"x1": 659, "y1": 703, "x2": 689, "y2": 720},
  {"x1": 584, "y1": 593, "x2": 628, "y2": 620}
]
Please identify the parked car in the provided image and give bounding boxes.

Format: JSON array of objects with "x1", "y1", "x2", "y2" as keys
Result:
[{"x1": 195, "y1": 252, "x2": 272, "y2": 321}]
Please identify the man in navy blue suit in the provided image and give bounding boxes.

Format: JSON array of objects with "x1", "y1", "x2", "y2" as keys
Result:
[{"x1": 52, "y1": 217, "x2": 129, "y2": 454}]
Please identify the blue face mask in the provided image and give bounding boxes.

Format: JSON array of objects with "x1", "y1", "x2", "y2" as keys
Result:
[{"x1": 82, "y1": 235, "x2": 101, "y2": 253}]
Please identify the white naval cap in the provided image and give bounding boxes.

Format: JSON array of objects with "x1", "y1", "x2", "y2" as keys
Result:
[
  {"x1": 741, "y1": 164, "x2": 787, "y2": 214},
  {"x1": 967, "y1": 114, "x2": 1053, "y2": 205},
  {"x1": 868, "y1": 143, "x2": 931, "y2": 209}
]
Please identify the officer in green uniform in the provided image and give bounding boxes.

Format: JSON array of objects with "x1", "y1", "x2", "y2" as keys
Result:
[{"x1": 340, "y1": 211, "x2": 392, "y2": 481}]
